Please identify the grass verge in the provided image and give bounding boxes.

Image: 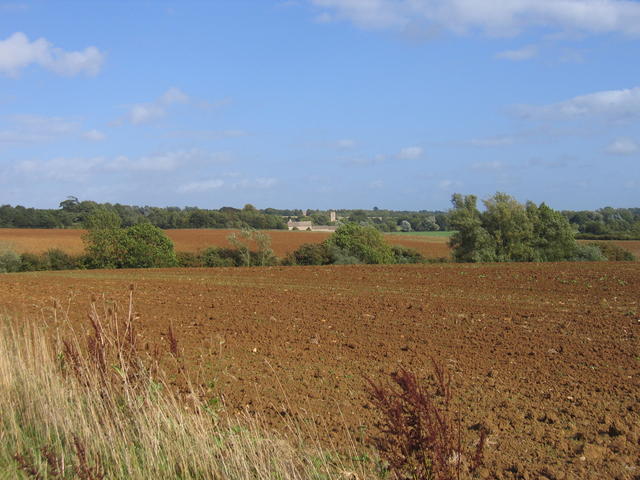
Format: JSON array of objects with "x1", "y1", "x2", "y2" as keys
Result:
[{"x1": 0, "y1": 292, "x2": 371, "y2": 480}]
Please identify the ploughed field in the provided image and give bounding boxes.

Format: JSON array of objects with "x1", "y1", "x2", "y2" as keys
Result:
[
  {"x1": 0, "y1": 228, "x2": 452, "y2": 258},
  {"x1": 1, "y1": 262, "x2": 638, "y2": 479}
]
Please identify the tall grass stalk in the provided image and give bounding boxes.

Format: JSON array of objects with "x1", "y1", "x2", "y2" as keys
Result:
[{"x1": 0, "y1": 297, "x2": 369, "y2": 479}]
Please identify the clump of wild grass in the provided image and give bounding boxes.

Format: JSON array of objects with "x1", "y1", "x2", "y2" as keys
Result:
[
  {"x1": 0, "y1": 289, "x2": 369, "y2": 480},
  {"x1": 366, "y1": 362, "x2": 486, "y2": 480}
]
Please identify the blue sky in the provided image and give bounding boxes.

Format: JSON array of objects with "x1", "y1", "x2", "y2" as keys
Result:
[{"x1": 0, "y1": 0, "x2": 639, "y2": 210}]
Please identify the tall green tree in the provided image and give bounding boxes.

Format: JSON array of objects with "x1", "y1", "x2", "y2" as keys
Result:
[
  {"x1": 449, "y1": 193, "x2": 578, "y2": 263},
  {"x1": 448, "y1": 194, "x2": 496, "y2": 262}
]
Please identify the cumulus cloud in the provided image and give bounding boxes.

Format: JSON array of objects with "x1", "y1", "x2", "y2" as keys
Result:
[
  {"x1": 472, "y1": 160, "x2": 505, "y2": 170},
  {"x1": 128, "y1": 103, "x2": 166, "y2": 125},
  {"x1": 335, "y1": 138, "x2": 357, "y2": 149},
  {"x1": 125, "y1": 87, "x2": 190, "y2": 125},
  {"x1": 0, "y1": 3, "x2": 29, "y2": 12},
  {"x1": 168, "y1": 129, "x2": 248, "y2": 140},
  {"x1": 83, "y1": 129, "x2": 106, "y2": 141},
  {"x1": 232, "y1": 177, "x2": 278, "y2": 189},
  {"x1": 311, "y1": 0, "x2": 640, "y2": 36},
  {"x1": 14, "y1": 149, "x2": 225, "y2": 182},
  {"x1": 106, "y1": 149, "x2": 227, "y2": 172},
  {"x1": 495, "y1": 44, "x2": 538, "y2": 60},
  {"x1": 438, "y1": 179, "x2": 457, "y2": 189},
  {"x1": 160, "y1": 87, "x2": 189, "y2": 105},
  {"x1": 513, "y1": 86, "x2": 640, "y2": 121},
  {"x1": 397, "y1": 146, "x2": 423, "y2": 159},
  {"x1": 178, "y1": 176, "x2": 278, "y2": 193},
  {"x1": 347, "y1": 154, "x2": 386, "y2": 166},
  {"x1": 177, "y1": 179, "x2": 225, "y2": 193},
  {"x1": 0, "y1": 114, "x2": 78, "y2": 144},
  {"x1": 16, "y1": 156, "x2": 103, "y2": 182},
  {"x1": 0, "y1": 32, "x2": 104, "y2": 77},
  {"x1": 606, "y1": 137, "x2": 638, "y2": 155},
  {"x1": 469, "y1": 135, "x2": 517, "y2": 147}
]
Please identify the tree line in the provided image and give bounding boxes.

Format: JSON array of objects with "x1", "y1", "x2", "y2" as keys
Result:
[
  {"x1": 0, "y1": 195, "x2": 638, "y2": 240},
  {"x1": 1, "y1": 193, "x2": 635, "y2": 273}
]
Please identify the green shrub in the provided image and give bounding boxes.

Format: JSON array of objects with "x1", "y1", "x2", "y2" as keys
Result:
[
  {"x1": 44, "y1": 248, "x2": 83, "y2": 270},
  {"x1": 587, "y1": 242, "x2": 636, "y2": 261},
  {"x1": 0, "y1": 245, "x2": 21, "y2": 273},
  {"x1": 83, "y1": 227, "x2": 127, "y2": 268},
  {"x1": 324, "y1": 223, "x2": 394, "y2": 264},
  {"x1": 326, "y1": 245, "x2": 362, "y2": 265},
  {"x1": 84, "y1": 223, "x2": 177, "y2": 269},
  {"x1": 287, "y1": 243, "x2": 332, "y2": 266},
  {"x1": 391, "y1": 245, "x2": 425, "y2": 264},
  {"x1": 19, "y1": 252, "x2": 46, "y2": 271},
  {"x1": 573, "y1": 244, "x2": 606, "y2": 261},
  {"x1": 227, "y1": 229, "x2": 275, "y2": 267},
  {"x1": 176, "y1": 251, "x2": 203, "y2": 268},
  {"x1": 121, "y1": 223, "x2": 177, "y2": 268},
  {"x1": 201, "y1": 247, "x2": 239, "y2": 267}
]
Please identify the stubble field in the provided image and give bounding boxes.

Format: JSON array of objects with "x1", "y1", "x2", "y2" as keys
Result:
[
  {"x1": 0, "y1": 228, "x2": 452, "y2": 258},
  {"x1": 1, "y1": 228, "x2": 638, "y2": 262},
  {"x1": 1, "y1": 261, "x2": 638, "y2": 479}
]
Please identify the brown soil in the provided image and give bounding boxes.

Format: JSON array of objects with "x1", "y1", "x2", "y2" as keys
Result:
[{"x1": 1, "y1": 262, "x2": 638, "y2": 479}]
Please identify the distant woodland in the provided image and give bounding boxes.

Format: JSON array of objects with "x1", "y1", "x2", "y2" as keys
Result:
[{"x1": 0, "y1": 196, "x2": 639, "y2": 240}]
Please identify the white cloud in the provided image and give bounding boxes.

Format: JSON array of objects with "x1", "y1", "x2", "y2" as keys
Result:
[
  {"x1": 335, "y1": 138, "x2": 357, "y2": 149},
  {"x1": 232, "y1": 177, "x2": 278, "y2": 189},
  {"x1": 125, "y1": 87, "x2": 191, "y2": 125},
  {"x1": 0, "y1": 114, "x2": 78, "y2": 144},
  {"x1": 169, "y1": 129, "x2": 248, "y2": 140},
  {"x1": 495, "y1": 44, "x2": 538, "y2": 60},
  {"x1": 178, "y1": 176, "x2": 278, "y2": 193},
  {"x1": 106, "y1": 149, "x2": 226, "y2": 172},
  {"x1": 0, "y1": 32, "x2": 104, "y2": 77},
  {"x1": 0, "y1": 3, "x2": 28, "y2": 13},
  {"x1": 12, "y1": 114, "x2": 77, "y2": 134},
  {"x1": 315, "y1": 12, "x2": 336, "y2": 23},
  {"x1": 472, "y1": 160, "x2": 505, "y2": 170},
  {"x1": 311, "y1": 0, "x2": 640, "y2": 36},
  {"x1": 347, "y1": 154, "x2": 386, "y2": 166},
  {"x1": 312, "y1": 0, "x2": 406, "y2": 29},
  {"x1": 513, "y1": 86, "x2": 640, "y2": 120},
  {"x1": 177, "y1": 179, "x2": 225, "y2": 193},
  {"x1": 83, "y1": 129, "x2": 106, "y2": 141},
  {"x1": 369, "y1": 179, "x2": 384, "y2": 189},
  {"x1": 16, "y1": 156, "x2": 103, "y2": 182},
  {"x1": 469, "y1": 135, "x2": 516, "y2": 147},
  {"x1": 14, "y1": 149, "x2": 226, "y2": 183},
  {"x1": 160, "y1": 87, "x2": 189, "y2": 105},
  {"x1": 128, "y1": 103, "x2": 166, "y2": 125},
  {"x1": 606, "y1": 137, "x2": 638, "y2": 155},
  {"x1": 397, "y1": 146, "x2": 423, "y2": 159}
]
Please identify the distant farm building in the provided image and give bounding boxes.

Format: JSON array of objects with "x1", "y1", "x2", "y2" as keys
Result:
[
  {"x1": 287, "y1": 220, "x2": 313, "y2": 230},
  {"x1": 287, "y1": 219, "x2": 337, "y2": 232},
  {"x1": 309, "y1": 225, "x2": 337, "y2": 232}
]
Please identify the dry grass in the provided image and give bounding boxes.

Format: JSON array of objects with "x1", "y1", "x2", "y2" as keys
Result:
[{"x1": 0, "y1": 292, "x2": 374, "y2": 480}]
